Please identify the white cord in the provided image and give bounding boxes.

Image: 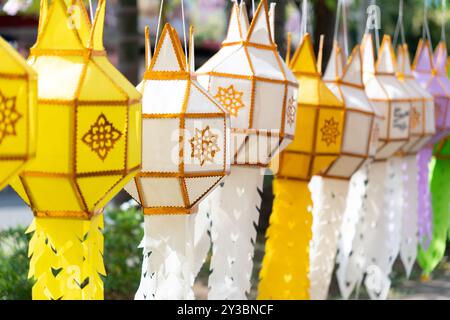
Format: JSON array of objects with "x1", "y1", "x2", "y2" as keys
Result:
[
  {"x1": 342, "y1": 0, "x2": 349, "y2": 57},
  {"x1": 155, "y1": 0, "x2": 165, "y2": 48},
  {"x1": 441, "y1": 0, "x2": 447, "y2": 43},
  {"x1": 252, "y1": 0, "x2": 255, "y2": 16},
  {"x1": 393, "y1": 0, "x2": 406, "y2": 48},
  {"x1": 181, "y1": 0, "x2": 188, "y2": 67},
  {"x1": 89, "y1": 0, "x2": 94, "y2": 22}
]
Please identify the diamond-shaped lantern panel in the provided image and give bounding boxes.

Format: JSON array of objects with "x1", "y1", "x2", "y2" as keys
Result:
[
  {"x1": 397, "y1": 44, "x2": 436, "y2": 154},
  {"x1": 276, "y1": 33, "x2": 345, "y2": 181},
  {"x1": 0, "y1": 37, "x2": 37, "y2": 190},
  {"x1": 196, "y1": 0, "x2": 298, "y2": 166},
  {"x1": 322, "y1": 42, "x2": 380, "y2": 179},
  {"x1": 413, "y1": 40, "x2": 450, "y2": 143},
  {"x1": 124, "y1": 24, "x2": 230, "y2": 215},
  {"x1": 10, "y1": 0, "x2": 142, "y2": 219},
  {"x1": 361, "y1": 34, "x2": 412, "y2": 160}
]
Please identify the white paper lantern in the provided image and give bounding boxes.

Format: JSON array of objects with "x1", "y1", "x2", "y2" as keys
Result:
[
  {"x1": 396, "y1": 44, "x2": 436, "y2": 154},
  {"x1": 322, "y1": 42, "x2": 380, "y2": 179},
  {"x1": 196, "y1": 0, "x2": 298, "y2": 166},
  {"x1": 361, "y1": 34, "x2": 412, "y2": 160},
  {"x1": 125, "y1": 23, "x2": 231, "y2": 214}
]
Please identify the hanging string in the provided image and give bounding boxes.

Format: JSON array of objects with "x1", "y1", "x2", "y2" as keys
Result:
[
  {"x1": 393, "y1": 0, "x2": 406, "y2": 48},
  {"x1": 441, "y1": 0, "x2": 447, "y2": 43},
  {"x1": 252, "y1": 0, "x2": 255, "y2": 16},
  {"x1": 365, "y1": 0, "x2": 380, "y2": 54},
  {"x1": 333, "y1": 0, "x2": 349, "y2": 58},
  {"x1": 181, "y1": 0, "x2": 188, "y2": 67},
  {"x1": 300, "y1": 0, "x2": 308, "y2": 39},
  {"x1": 155, "y1": 0, "x2": 165, "y2": 47},
  {"x1": 88, "y1": 0, "x2": 94, "y2": 22},
  {"x1": 422, "y1": 0, "x2": 432, "y2": 46},
  {"x1": 342, "y1": 0, "x2": 349, "y2": 57}
]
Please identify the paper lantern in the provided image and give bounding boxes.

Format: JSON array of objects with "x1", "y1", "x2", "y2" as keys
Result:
[
  {"x1": 413, "y1": 40, "x2": 450, "y2": 143},
  {"x1": 361, "y1": 34, "x2": 412, "y2": 159},
  {"x1": 258, "y1": 33, "x2": 344, "y2": 300},
  {"x1": 318, "y1": 40, "x2": 380, "y2": 300},
  {"x1": 397, "y1": 44, "x2": 436, "y2": 154},
  {"x1": 10, "y1": 0, "x2": 142, "y2": 300},
  {"x1": 196, "y1": 0, "x2": 297, "y2": 166},
  {"x1": 395, "y1": 43, "x2": 436, "y2": 277},
  {"x1": 322, "y1": 42, "x2": 379, "y2": 178},
  {"x1": 413, "y1": 39, "x2": 450, "y2": 250},
  {"x1": 124, "y1": 24, "x2": 231, "y2": 299},
  {"x1": 194, "y1": 0, "x2": 298, "y2": 299},
  {"x1": 0, "y1": 37, "x2": 37, "y2": 190}
]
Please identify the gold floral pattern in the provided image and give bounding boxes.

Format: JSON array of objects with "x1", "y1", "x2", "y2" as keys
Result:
[
  {"x1": 410, "y1": 107, "x2": 421, "y2": 130},
  {"x1": 286, "y1": 96, "x2": 296, "y2": 127},
  {"x1": 82, "y1": 114, "x2": 122, "y2": 160},
  {"x1": 214, "y1": 85, "x2": 245, "y2": 117},
  {"x1": 0, "y1": 92, "x2": 21, "y2": 144},
  {"x1": 190, "y1": 126, "x2": 220, "y2": 166},
  {"x1": 320, "y1": 117, "x2": 340, "y2": 146}
]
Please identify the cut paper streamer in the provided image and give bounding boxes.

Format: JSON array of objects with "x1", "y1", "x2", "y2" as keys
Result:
[
  {"x1": 413, "y1": 39, "x2": 450, "y2": 249},
  {"x1": 196, "y1": 0, "x2": 297, "y2": 299},
  {"x1": 10, "y1": 0, "x2": 142, "y2": 300},
  {"x1": 395, "y1": 43, "x2": 435, "y2": 277},
  {"x1": 0, "y1": 36, "x2": 37, "y2": 190},
  {"x1": 418, "y1": 138, "x2": 450, "y2": 277},
  {"x1": 258, "y1": 32, "x2": 344, "y2": 300},
  {"x1": 335, "y1": 34, "x2": 410, "y2": 300},
  {"x1": 311, "y1": 40, "x2": 379, "y2": 300},
  {"x1": 124, "y1": 24, "x2": 230, "y2": 300}
]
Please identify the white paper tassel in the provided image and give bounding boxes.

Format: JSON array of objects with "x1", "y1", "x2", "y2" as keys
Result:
[
  {"x1": 135, "y1": 215, "x2": 195, "y2": 300},
  {"x1": 400, "y1": 155, "x2": 419, "y2": 277},
  {"x1": 208, "y1": 166, "x2": 264, "y2": 300},
  {"x1": 192, "y1": 198, "x2": 213, "y2": 282},
  {"x1": 335, "y1": 164, "x2": 369, "y2": 299},
  {"x1": 364, "y1": 158, "x2": 402, "y2": 300},
  {"x1": 308, "y1": 176, "x2": 349, "y2": 300}
]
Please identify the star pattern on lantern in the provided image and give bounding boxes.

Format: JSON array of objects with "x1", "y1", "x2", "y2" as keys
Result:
[
  {"x1": 0, "y1": 92, "x2": 21, "y2": 145},
  {"x1": 190, "y1": 125, "x2": 220, "y2": 166},
  {"x1": 410, "y1": 107, "x2": 421, "y2": 130},
  {"x1": 320, "y1": 117, "x2": 340, "y2": 146},
  {"x1": 82, "y1": 114, "x2": 122, "y2": 160},
  {"x1": 214, "y1": 85, "x2": 245, "y2": 117},
  {"x1": 286, "y1": 96, "x2": 296, "y2": 127}
]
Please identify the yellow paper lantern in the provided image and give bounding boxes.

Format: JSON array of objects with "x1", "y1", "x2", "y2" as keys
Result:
[
  {"x1": 258, "y1": 33, "x2": 345, "y2": 300},
  {"x1": 10, "y1": 0, "x2": 142, "y2": 300},
  {"x1": 0, "y1": 37, "x2": 37, "y2": 190}
]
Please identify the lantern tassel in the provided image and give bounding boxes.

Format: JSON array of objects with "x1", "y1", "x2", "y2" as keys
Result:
[
  {"x1": 257, "y1": 179, "x2": 312, "y2": 300},
  {"x1": 207, "y1": 166, "x2": 263, "y2": 300},
  {"x1": 418, "y1": 146, "x2": 433, "y2": 249},
  {"x1": 400, "y1": 155, "x2": 419, "y2": 278},
  {"x1": 359, "y1": 161, "x2": 392, "y2": 300},
  {"x1": 336, "y1": 164, "x2": 369, "y2": 299},
  {"x1": 27, "y1": 215, "x2": 105, "y2": 300},
  {"x1": 135, "y1": 215, "x2": 195, "y2": 300},
  {"x1": 418, "y1": 156, "x2": 450, "y2": 277},
  {"x1": 308, "y1": 176, "x2": 349, "y2": 300}
]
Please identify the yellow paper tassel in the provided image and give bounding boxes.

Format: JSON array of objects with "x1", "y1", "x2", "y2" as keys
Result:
[
  {"x1": 27, "y1": 215, "x2": 105, "y2": 300},
  {"x1": 258, "y1": 179, "x2": 312, "y2": 300}
]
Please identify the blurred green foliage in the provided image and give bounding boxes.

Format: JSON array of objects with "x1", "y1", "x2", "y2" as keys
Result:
[{"x1": 0, "y1": 205, "x2": 144, "y2": 300}]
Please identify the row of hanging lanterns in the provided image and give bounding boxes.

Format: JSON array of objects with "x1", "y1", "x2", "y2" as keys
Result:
[{"x1": 0, "y1": 0, "x2": 448, "y2": 300}]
